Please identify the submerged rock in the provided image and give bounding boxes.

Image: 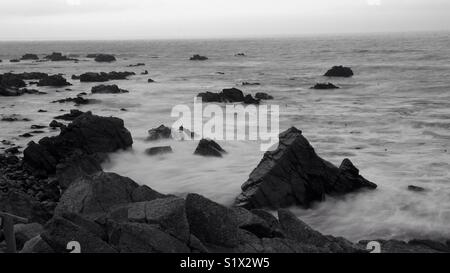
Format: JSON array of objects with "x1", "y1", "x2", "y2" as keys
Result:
[
  {"x1": 324, "y1": 66, "x2": 354, "y2": 77},
  {"x1": 145, "y1": 146, "x2": 173, "y2": 156},
  {"x1": 54, "y1": 109, "x2": 85, "y2": 121},
  {"x1": 198, "y1": 88, "x2": 260, "y2": 104},
  {"x1": 44, "y1": 52, "x2": 76, "y2": 62},
  {"x1": 91, "y1": 84, "x2": 129, "y2": 94},
  {"x1": 235, "y1": 127, "x2": 377, "y2": 209},
  {"x1": 243, "y1": 94, "x2": 260, "y2": 105},
  {"x1": 75, "y1": 71, "x2": 135, "y2": 82},
  {"x1": 194, "y1": 139, "x2": 226, "y2": 157},
  {"x1": 255, "y1": 92, "x2": 274, "y2": 100},
  {"x1": 311, "y1": 83, "x2": 340, "y2": 89},
  {"x1": 37, "y1": 75, "x2": 71, "y2": 87},
  {"x1": 52, "y1": 96, "x2": 92, "y2": 105},
  {"x1": 408, "y1": 185, "x2": 426, "y2": 192}
]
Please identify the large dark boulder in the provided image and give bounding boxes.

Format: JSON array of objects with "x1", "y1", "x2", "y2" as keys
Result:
[
  {"x1": 37, "y1": 75, "x2": 71, "y2": 87},
  {"x1": 147, "y1": 125, "x2": 172, "y2": 141},
  {"x1": 91, "y1": 84, "x2": 129, "y2": 94},
  {"x1": 255, "y1": 92, "x2": 274, "y2": 100},
  {"x1": 23, "y1": 112, "x2": 133, "y2": 175},
  {"x1": 189, "y1": 55, "x2": 208, "y2": 61},
  {"x1": 95, "y1": 54, "x2": 116, "y2": 63},
  {"x1": 222, "y1": 88, "x2": 245, "y2": 102},
  {"x1": 324, "y1": 66, "x2": 354, "y2": 77},
  {"x1": 145, "y1": 146, "x2": 173, "y2": 156},
  {"x1": 235, "y1": 127, "x2": 377, "y2": 209},
  {"x1": 194, "y1": 139, "x2": 226, "y2": 157},
  {"x1": 0, "y1": 189, "x2": 52, "y2": 224},
  {"x1": 311, "y1": 83, "x2": 340, "y2": 89},
  {"x1": 0, "y1": 73, "x2": 27, "y2": 88},
  {"x1": 76, "y1": 71, "x2": 135, "y2": 82},
  {"x1": 185, "y1": 194, "x2": 239, "y2": 248}
]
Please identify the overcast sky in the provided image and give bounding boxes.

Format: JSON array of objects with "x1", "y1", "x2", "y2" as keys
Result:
[{"x1": 0, "y1": 0, "x2": 449, "y2": 40}]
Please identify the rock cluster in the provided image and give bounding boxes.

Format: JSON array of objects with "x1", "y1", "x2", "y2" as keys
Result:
[
  {"x1": 73, "y1": 72, "x2": 135, "y2": 82},
  {"x1": 91, "y1": 85, "x2": 129, "y2": 94},
  {"x1": 197, "y1": 88, "x2": 270, "y2": 105}
]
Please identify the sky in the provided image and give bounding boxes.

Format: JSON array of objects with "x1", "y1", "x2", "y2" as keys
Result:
[{"x1": 0, "y1": 0, "x2": 449, "y2": 40}]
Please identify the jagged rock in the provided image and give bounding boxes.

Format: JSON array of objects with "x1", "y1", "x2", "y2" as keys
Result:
[
  {"x1": 235, "y1": 127, "x2": 377, "y2": 209},
  {"x1": 41, "y1": 217, "x2": 116, "y2": 253},
  {"x1": 5, "y1": 147, "x2": 20, "y2": 155},
  {"x1": 91, "y1": 84, "x2": 129, "y2": 94},
  {"x1": 311, "y1": 83, "x2": 340, "y2": 89},
  {"x1": 198, "y1": 88, "x2": 261, "y2": 104},
  {"x1": 49, "y1": 120, "x2": 65, "y2": 128},
  {"x1": 53, "y1": 109, "x2": 84, "y2": 121},
  {"x1": 55, "y1": 172, "x2": 139, "y2": 218},
  {"x1": 95, "y1": 54, "x2": 116, "y2": 62},
  {"x1": 0, "y1": 73, "x2": 27, "y2": 88},
  {"x1": 255, "y1": 92, "x2": 274, "y2": 100},
  {"x1": 141, "y1": 70, "x2": 149, "y2": 75},
  {"x1": 194, "y1": 139, "x2": 226, "y2": 157},
  {"x1": 37, "y1": 75, "x2": 71, "y2": 87},
  {"x1": 108, "y1": 222, "x2": 189, "y2": 253},
  {"x1": 60, "y1": 212, "x2": 107, "y2": 241},
  {"x1": 148, "y1": 78, "x2": 155, "y2": 83},
  {"x1": 190, "y1": 55, "x2": 208, "y2": 61},
  {"x1": 145, "y1": 146, "x2": 173, "y2": 156},
  {"x1": 232, "y1": 207, "x2": 278, "y2": 238},
  {"x1": 185, "y1": 193, "x2": 239, "y2": 248},
  {"x1": 14, "y1": 223, "x2": 44, "y2": 250},
  {"x1": 147, "y1": 125, "x2": 172, "y2": 141},
  {"x1": 20, "y1": 235, "x2": 54, "y2": 253},
  {"x1": 324, "y1": 66, "x2": 354, "y2": 77},
  {"x1": 24, "y1": 112, "x2": 132, "y2": 175},
  {"x1": 21, "y1": 54, "x2": 39, "y2": 60}
]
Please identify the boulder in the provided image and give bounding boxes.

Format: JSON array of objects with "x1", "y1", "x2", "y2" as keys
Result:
[
  {"x1": 21, "y1": 54, "x2": 39, "y2": 60},
  {"x1": 95, "y1": 54, "x2": 116, "y2": 62},
  {"x1": 222, "y1": 88, "x2": 245, "y2": 102},
  {"x1": 37, "y1": 75, "x2": 71, "y2": 87},
  {"x1": 91, "y1": 84, "x2": 129, "y2": 94},
  {"x1": 131, "y1": 185, "x2": 167, "y2": 203},
  {"x1": 20, "y1": 235, "x2": 54, "y2": 253},
  {"x1": 52, "y1": 96, "x2": 91, "y2": 105},
  {"x1": 324, "y1": 66, "x2": 354, "y2": 77},
  {"x1": 0, "y1": 190, "x2": 52, "y2": 224},
  {"x1": 198, "y1": 88, "x2": 261, "y2": 103},
  {"x1": 311, "y1": 83, "x2": 340, "y2": 89},
  {"x1": 55, "y1": 172, "x2": 139, "y2": 218},
  {"x1": 235, "y1": 127, "x2": 377, "y2": 209},
  {"x1": 255, "y1": 92, "x2": 274, "y2": 100},
  {"x1": 24, "y1": 112, "x2": 133, "y2": 175},
  {"x1": 0, "y1": 73, "x2": 27, "y2": 88},
  {"x1": 242, "y1": 82, "x2": 260, "y2": 86},
  {"x1": 49, "y1": 120, "x2": 65, "y2": 129},
  {"x1": 185, "y1": 193, "x2": 239, "y2": 248},
  {"x1": 232, "y1": 207, "x2": 278, "y2": 238},
  {"x1": 243, "y1": 94, "x2": 260, "y2": 105},
  {"x1": 76, "y1": 71, "x2": 134, "y2": 82},
  {"x1": 108, "y1": 222, "x2": 190, "y2": 253},
  {"x1": 189, "y1": 55, "x2": 208, "y2": 61},
  {"x1": 194, "y1": 139, "x2": 226, "y2": 157},
  {"x1": 14, "y1": 223, "x2": 44, "y2": 250},
  {"x1": 408, "y1": 185, "x2": 426, "y2": 192},
  {"x1": 145, "y1": 146, "x2": 173, "y2": 156},
  {"x1": 147, "y1": 125, "x2": 172, "y2": 141},
  {"x1": 41, "y1": 217, "x2": 116, "y2": 253},
  {"x1": 148, "y1": 78, "x2": 155, "y2": 83}
]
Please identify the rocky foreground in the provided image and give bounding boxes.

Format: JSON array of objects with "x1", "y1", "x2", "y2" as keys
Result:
[{"x1": 1, "y1": 112, "x2": 449, "y2": 253}]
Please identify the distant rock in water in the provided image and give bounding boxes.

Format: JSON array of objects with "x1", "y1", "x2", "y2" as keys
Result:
[
  {"x1": 408, "y1": 185, "x2": 427, "y2": 192},
  {"x1": 242, "y1": 82, "x2": 260, "y2": 86},
  {"x1": 235, "y1": 53, "x2": 246, "y2": 57},
  {"x1": 74, "y1": 71, "x2": 135, "y2": 82},
  {"x1": 141, "y1": 70, "x2": 149, "y2": 75},
  {"x1": 148, "y1": 78, "x2": 155, "y2": 83},
  {"x1": 49, "y1": 120, "x2": 65, "y2": 129},
  {"x1": 255, "y1": 92, "x2": 274, "y2": 100},
  {"x1": 94, "y1": 54, "x2": 116, "y2": 63},
  {"x1": 54, "y1": 109, "x2": 85, "y2": 121},
  {"x1": 86, "y1": 54, "x2": 99, "y2": 58},
  {"x1": 235, "y1": 127, "x2": 377, "y2": 209},
  {"x1": 324, "y1": 66, "x2": 354, "y2": 77},
  {"x1": 197, "y1": 88, "x2": 262, "y2": 105},
  {"x1": 190, "y1": 54, "x2": 208, "y2": 61},
  {"x1": 145, "y1": 146, "x2": 173, "y2": 156},
  {"x1": 311, "y1": 83, "x2": 340, "y2": 89},
  {"x1": 128, "y1": 63, "x2": 145, "y2": 67},
  {"x1": 10, "y1": 59, "x2": 20, "y2": 63},
  {"x1": 52, "y1": 96, "x2": 92, "y2": 105},
  {"x1": 21, "y1": 54, "x2": 39, "y2": 60},
  {"x1": 147, "y1": 125, "x2": 172, "y2": 141},
  {"x1": 44, "y1": 52, "x2": 77, "y2": 62},
  {"x1": 37, "y1": 75, "x2": 72, "y2": 87},
  {"x1": 91, "y1": 84, "x2": 129, "y2": 94},
  {"x1": 194, "y1": 139, "x2": 226, "y2": 157}
]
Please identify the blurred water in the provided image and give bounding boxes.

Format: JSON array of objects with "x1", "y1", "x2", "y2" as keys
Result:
[{"x1": 1, "y1": 32, "x2": 449, "y2": 242}]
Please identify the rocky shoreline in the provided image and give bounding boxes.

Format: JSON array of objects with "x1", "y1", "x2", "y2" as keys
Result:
[{"x1": 1, "y1": 111, "x2": 449, "y2": 253}]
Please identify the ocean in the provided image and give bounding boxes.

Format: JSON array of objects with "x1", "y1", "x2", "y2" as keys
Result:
[{"x1": 1, "y1": 32, "x2": 449, "y2": 242}]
